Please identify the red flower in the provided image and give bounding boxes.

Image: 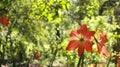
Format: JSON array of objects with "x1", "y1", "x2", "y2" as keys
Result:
[
  {"x1": 97, "y1": 30, "x2": 109, "y2": 56},
  {"x1": 66, "y1": 24, "x2": 95, "y2": 56},
  {"x1": 118, "y1": 59, "x2": 120, "y2": 67},
  {"x1": 34, "y1": 51, "x2": 40, "y2": 59},
  {"x1": 115, "y1": 54, "x2": 120, "y2": 67},
  {"x1": 0, "y1": 15, "x2": 10, "y2": 26}
]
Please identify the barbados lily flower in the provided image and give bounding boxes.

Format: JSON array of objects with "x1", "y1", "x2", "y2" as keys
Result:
[
  {"x1": 34, "y1": 51, "x2": 40, "y2": 59},
  {"x1": 66, "y1": 24, "x2": 95, "y2": 56},
  {"x1": 97, "y1": 30, "x2": 109, "y2": 56},
  {"x1": 0, "y1": 15, "x2": 10, "y2": 26},
  {"x1": 118, "y1": 59, "x2": 120, "y2": 67},
  {"x1": 115, "y1": 54, "x2": 120, "y2": 67}
]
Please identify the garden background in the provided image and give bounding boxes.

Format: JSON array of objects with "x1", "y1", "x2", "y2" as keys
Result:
[{"x1": 0, "y1": 0, "x2": 120, "y2": 67}]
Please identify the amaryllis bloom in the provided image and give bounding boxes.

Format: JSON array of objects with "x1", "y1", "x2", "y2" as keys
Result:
[
  {"x1": 0, "y1": 15, "x2": 10, "y2": 26},
  {"x1": 66, "y1": 24, "x2": 95, "y2": 56},
  {"x1": 118, "y1": 59, "x2": 120, "y2": 67},
  {"x1": 97, "y1": 30, "x2": 109, "y2": 56},
  {"x1": 114, "y1": 54, "x2": 120, "y2": 67},
  {"x1": 34, "y1": 51, "x2": 40, "y2": 59}
]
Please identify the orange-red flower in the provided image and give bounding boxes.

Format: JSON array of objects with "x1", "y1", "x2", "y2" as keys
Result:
[
  {"x1": 97, "y1": 30, "x2": 109, "y2": 56},
  {"x1": 115, "y1": 54, "x2": 120, "y2": 67},
  {"x1": 0, "y1": 15, "x2": 10, "y2": 26},
  {"x1": 66, "y1": 24, "x2": 95, "y2": 56},
  {"x1": 34, "y1": 51, "x2": 40, "y2": 59},
  {"x1": 118, "y1": 59, "x2": 120, "y2": 67}
]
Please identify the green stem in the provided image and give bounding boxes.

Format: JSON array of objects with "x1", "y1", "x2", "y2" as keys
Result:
[
  {"x1": 81, "y1": 53, "x2": 84, "y2": 67},
  {"x1": 106, "y1": 56, "x2": 111, "y2": 67},
  {"x1": 77, "y1": 55, "x2": 82, "y2": 67},
  {"x1": 48, "y1": 47, "x2": 62, "y2": 67},
  {"x1": 94, "y1": 36, "x2": 99, "y2": 43},
  {"x1": 106, "y1": 50, "x2": 113, "y2": 67},
  {"x1": 77, "y1": 51, "x2": 84, "y2": 67}
]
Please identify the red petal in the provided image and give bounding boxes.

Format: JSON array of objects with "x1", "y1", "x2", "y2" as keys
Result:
[
  {"x1": 5, "y1": 22, "x2": 9, "y2": 26},
  {"x1": 118, "y1": 59, "x2": 120, "y2": 67},
  {"x1": 0, "y1": 18, "x2": 2, "y2": 23},
  {"x1": 70, "y1": 30, "x2": 78, "y2": 37},
  {"x1": 84, "y1": 40, "x2": 92, "y2": 52},
  {"x1": 99, "y1": 30, "x2": 107, "y2": 43},
  {"x1": 77, "y1": 24, "x2": 88, "y2": 35},
  {"x1": 3, "y1": 15, "x2": 7, "y2": 19},
  {"x1": 34, "y1": 52, "x2": 39, "y2": 59},
  {"x1": 97, "y1": 44, "x2": 102, "y2": 53},
  {"x1": 70, "y1": 30, "x2": 79, "y2": 40},
  {"x1": 85, "y1": 31, "x2": 95, "y2": 40},
  {"x1": 101, "y1": 46, "x2": 109, "y2": 56},
  {"x1": 66, "y1": 40, "x2": 80, "y2": 50},
  {"x1": 5, "y1": 20, "x2": 9, "y2": 26},
  {"x1": 1, "y1": 18, "x2": 5, "y2": 25},
  {"x1": 78, "y1": 45, "x2": 84, "y2": 56},
  {"x1": 97, "y1": 44, "x2": 109, "y2": 56},
  {"x1": 0, "y1": 15, "x2": 10, "y2": 26}
]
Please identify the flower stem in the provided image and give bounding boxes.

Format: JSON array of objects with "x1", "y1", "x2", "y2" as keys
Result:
[
  {"x1": 94, "y1": 36, "x2": 99, "y2": 43},
  {"x1": 77, "y1": 55, "x2": 82, "y2": 67},
  {"x1": 77, "y1": 51, "x2": 84, "y2": 67},
  {"x1": 106, "y1": 53, "x2": 111, "y2": 67},
  {"x1": 81, "y1": 53, "x2": 84, "y2": 67},
  {"x1": 106, "y1": 57, "x2": 111, "y2": 67}
]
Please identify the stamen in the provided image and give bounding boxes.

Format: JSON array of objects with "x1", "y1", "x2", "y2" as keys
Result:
[
  {"x1": 80, "y1": 38, "x2": 84, "y2": 42},
  {"x1": 78, "y1": 35, "x2": 85, "y2": 43}
]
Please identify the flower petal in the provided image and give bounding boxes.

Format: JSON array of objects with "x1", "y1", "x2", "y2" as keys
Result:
[
  {"x1": 84, "y1": 40, "x2": 92, "y2": 52},
  {"x1": 97, "y1": 44, "x2": 109, "y2": 56},
  {"x1": 97, "y1": 44, "x2": 101, "y2": 53},
  {"x1": 66, "y1": 40, "x2": 80, "y2": 50},
  {"x1": 99, "y1": 30, "x2": 107, "y2": 43},
  {"x1": 69, "y1": 30, "x2": 80, "y2": 40},
  {"x1": 78, "y1": 45, "x2": 84, "y2": 56},
  {"x1": 70, "y1": 30, "x2": 78, "y2": 37},
  {"x1": 101, "y1": 46, "x2": 109, "y2": 56},
  {"x1": 0, "y1": 18, "x2": 2, "y2": 22},
  {"x1": 4, "y1": 20, "x2": 9, "y2": 26},
  {"x1": 0, "y1": 15, "x2": 10, "y2": 26},
  {"x1": 85, "y1": 31, "x2": 95, "y2": 40},
  {"x1": 118, "y1": 59, "x2": 120, "y2": 67},
  {"x1": 77, "y1": 24, "x2": 88, "y2": 35}
]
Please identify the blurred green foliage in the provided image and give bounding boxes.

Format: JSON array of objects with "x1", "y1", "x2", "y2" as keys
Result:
[{"x1": 0, "y1": 0, "x2": 120, "y2": 67}]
